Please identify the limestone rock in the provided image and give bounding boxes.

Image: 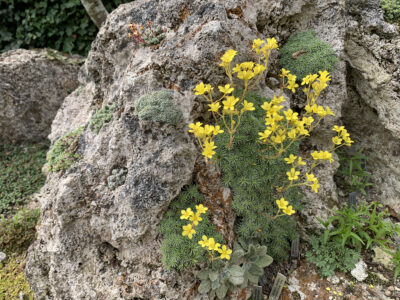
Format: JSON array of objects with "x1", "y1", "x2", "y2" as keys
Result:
[
  {"x1": 351, "y1": 260, "x2": 368, "y2": 282},
  {"x1": 0, "y1": 251, "x2": 6, "y2": 263},
  {"x1": 0, "y1": 49, "x2": 82, "y2": 142}
]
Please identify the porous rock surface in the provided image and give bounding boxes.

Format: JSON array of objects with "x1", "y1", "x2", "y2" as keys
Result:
[
  {"x1": 0, "y1": 49, "x2": 81, "y2": 142},
  {"x1": 26, "y1": 0, "x2": 399, "y2": 299}
]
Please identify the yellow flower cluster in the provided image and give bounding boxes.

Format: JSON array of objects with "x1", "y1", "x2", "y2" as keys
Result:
[
  {"x1": 332, "y1": 125, "x2": 353, "y2": 146},
  {"x1": 198, "y1": 236, "x2": 232, "y2": 260},
  {"x1": 258, "y1": 70, "x2": 336, "y2": 158},
  {"x1": 189, "y1": 38, "x2": 279, "y2": 159},
  {"x1": 181, "y1": 204, "x2": 232, "y2": 260},
  {"x1": 188, "y1": 123, "x2": 224, "y2": 161},
  {"x1": 275, "y1": 197, "x2": 296, "y2": 216},
  {"x1": 181, "y1": 204, "x2": 208, "y2": 239}
]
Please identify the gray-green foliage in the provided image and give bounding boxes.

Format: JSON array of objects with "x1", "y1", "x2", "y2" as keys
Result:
[
  {"x1": 215, "y1": 91, "x2": 301, "y2": 261},
  {"x1": 306, "y1": 235, "x2": 360, "y2": 277},
  {"x1": 107, "y1": 168, "x2": 127, "y2": 190},
  {"x1": 197, "y1": 244, "x2": 273, "y2": 300},
  {"x1": 142, "y1": 26, "x2": 166, "y2": 45},
  {"x1": 279, "y1": 30, "x2": 338, "y2": 81},
  {"x1": 134, "y1": 90, "x2": 183, "y2": 125},
  {"x1": 47, "y1": 127, "x2": 83, "y2": 172},
  {"x1": 89, "y1": 104, "x2": 117, "y2": 134},
  {"x1": 159, "y1": 185, "x2": 224, "y2": 271}
]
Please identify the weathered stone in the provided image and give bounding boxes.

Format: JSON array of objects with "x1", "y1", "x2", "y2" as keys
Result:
[
  {"x1": 351, "y1": 260, "x2": 368, "y2": 282},
  {"x1": 0, "y1": 49, "x2": 81, "y2": 142},
  {"x1": 0, "y1": 251, "x2": 6, "y2": 263}
]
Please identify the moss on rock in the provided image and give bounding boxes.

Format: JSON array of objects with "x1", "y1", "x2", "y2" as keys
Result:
[
  {"x1": 47, "y1": 126, "x2": 83, "y2": 172},
  {"x1": 89, "y1": 103, "x2": 117, "y2": 134},
  {"x1": 280, "y1": 30, "x2": 338, "y2": 81},
  {"x1": 135, "y1": 90, "x2": 183, "y2": 125}
]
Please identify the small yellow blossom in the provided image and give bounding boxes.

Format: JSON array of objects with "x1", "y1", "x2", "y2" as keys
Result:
[
  {"x1": 189, "y1": 212, "x2": 202, "y2": 226},
  {"x1": 180, "y1": 208, "x2": 194, "y2": 219},
  {"x1": 212, "y1": 125, "x2": 224, "y2": 136},
  {"x1": 242, "y1": 100, "x2": 255, "y2": 112},
  {"x1": 182, "y1": 224, "x2": 196, "y2": 239},
  {"x1": 207, "y1": 238, "x2": 221, "y2": 251},
  {"x1": 326, "y1": 287, "x2": 331, "y2": 291},
  {"x1": 208, "y1": 102, "x2": 221, "y2": 113},
  {"x1": 281, "y1": 68, "x2": 290, "y2": 78},
  {"x1": 282, "y1": 205, "x2": 296, "y2": 215},
  {"x1": 258, "y1": 129, "x2": 272, "y2": 141},
  {"x1": 194, "y1": 82, "x2": 207, "y2": 95},
  {"x1": 284, "y1": 154, "x2": 297, "y2": 164},
  {"x1": 297, "y1": 157, "x2": 306, "y2": 166},
  {"x1": 332, "y1": 136, "x2": 342, "y2": 145},
  {"x1": 276, "y1": 197, "x2": 288, "y2": 210},
  {"x1": 198, "y1": 235, "x2": 209, "y2": 248},
  {"x1": 195, "y1": 204, "x2": 208, "y2": 214},
  {"x1": 218, "y1": 84, "x2": 234, "y2": 94},
  {"x1": 223, "y1": 96, "x2": 239, "y2": 111},
  {"x1": 287, "y1": 168, "x2": 300, "y2": 181},
  {"x1": 219, "y1": 49, "x2": 237, "y2": 65},
  {"x1": 218, "y1": 245, "x2": 232, "y2": 260},
  {"x1": 202, "y1": 141, "x2": 216, "y2": 159}
]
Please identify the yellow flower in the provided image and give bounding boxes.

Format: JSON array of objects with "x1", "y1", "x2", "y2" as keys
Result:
[
  {"x1": 281, "y1": 68, "x2": 290, "y2": 77},
  {"x1": 276, "y1": 197, "x2": 288, "y2": 210},
  {"x1": 311, "y1": 151, "x2": 321, "y2": 160},
  {"x1": 343, "y1": 136, "x2": 354, "y2": 146},
  {"x1": 204, "y1": 124, "x2": 214, "y2": 136},
  {"x1": 325, "y1": 107, "x2": 335, "y2": 116},
  {"x1": 284, "y1": 154, "x2": 297, "y2": 164},
  {"x1": 242, "y1": 100, "x2": 255, "y2": 112},
  {"x1": 303, "y1": 116, "x2": 314, "y2": 126},
  {"x1": 321, "y1": 151, "x2": 334, "y2": 163},
  {"x1": 305, "y1": 104, "x2": 313, "y2": 114},
  {"x1": 196, "y1": 204, "x2": 208, "y2": 214},
  {"x1": 198, "y1": 235, "x2": 209, "y2": 248},
  {"x1": 241, "y1": 61, "x2": 254, "y2": 69},
  {"x1": 223, "y1": 96, "x2": 239, "y2": 111},
  {"x1": 218, "y1": 245, "x2": 232, "y2": 260},
  {"x1": 180, "y1": 208, "x2": 194, "y2": 219},
  {"x1": 326, "y1": 287, "x2": 331, "y2": 291},
  {"x1": 218, "y1": 84, "x2": 234, "y2": 94},
  {"x1": 297, "y1": 157, "x2": 306, "y2": 166},
  {"x1": 306, "y1": 173, "x2": 317, "y2": 183},
  {"x1": 194, "y1": 82, "x2": 207, "y2": 95},
  {"x1": 189, "y1": 212, "x2": 202, "y2": 226},
  {"x1": 219, "y1": 49, "x2": 237, "y2": 65},
  {"x1": 288, "y1": 129, "x2": 297, "y2": 139},
  {"x1": 212, "y1": 125, "x2": 224, "y2": 136},
  {"x1": 188, "y1": 122, "x2": 203, "y2": 135},
  {"x1": 261, "y1": 101, "x2": 272, "y2": 111},
  {"x1": 284, "y1": 109, "x2": 299, "y2": 122},
  {"x1": 271, "y1": 134, "x2": 286, "y2": 144},
  {"x1": 287, "y1": 74, "x2": 299, "y2": 93},
  {"x1": 282, "y1": 205, "x2": 296, "y2": 215},
  {"x1": 301, "y1": 74, "x2": 318, "y2": 85},
  {"x1": 237, "y1": 70, "x2": 255, "y2": 81},
  {"x1": 332, "y1": 136, "x2": 342, "y2": 145},
  {"x1": 287, "y1": 168, "x2": 300, "y2": 181},
  {"x1": 258, "y1": 129, "x2": 272, "y2": 141},
  {"x1": 333, "y1": 125, "x2": 345, "y2": 133},
  {"x1": 253, "y1": 64, "x2": 266, "y2": 75},
  {"x1": 252, "y1": 38, "x2": 264, "y2": 50},
  {"x1": 318, "y1": 70, "x2": 331, "y2": 84},
  {"x1": 202, "y1": 141, "x2": 217, "y2": 159},
  {"x1": 271, "y1": 95, "x2": 286, "y2": 105},
  {"x1": 316, "y1": 106, "x2": 327, "y2": 117},
  {"x1": 207, "y1": 238, "x2": 221, "y2": 251},
  {"x1": 266, "y1": 37, "x2": 279, "y2": 50},
  {"x1": 182, "y1": 223, "x2": 196, "y2": 239},
  {"x1": 208, "y1": 102, "x2": 221, "y2": 113},
  {"x1": 311, "y1": 181, "x2": 320, "y2": 193}
]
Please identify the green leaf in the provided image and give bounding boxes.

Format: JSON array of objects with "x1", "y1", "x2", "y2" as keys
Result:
[
  {"x1": 256, "y1": 255, "x2": 273, "y2": 267},
  {"x1": 198, "y1": 280, "x2": 211, "y2": 294},
  {"x1": 229, "y1": 265, "x2": 244, "y2": 277},
  {"x1": 197, "y1": 270, "x2": 210, "y2": 280},
  {"x1": 229, "y1": 275, "x2": 244, "y2": 286},
  {"x1": 216, "y1": 284, "x2": 228, "y2": 299},
  {"x1": 209, "y1": 271, "x2": 219, "y2": 282}
]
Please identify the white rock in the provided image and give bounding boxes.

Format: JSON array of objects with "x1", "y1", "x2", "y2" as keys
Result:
[{"x1": 351, "y1": 260, "x2": 369, "y2": 282}]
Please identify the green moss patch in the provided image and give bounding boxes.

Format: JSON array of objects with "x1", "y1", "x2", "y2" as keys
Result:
[
  {"x1": 47, "y1": 126, "x2": 83, "y2": 172},
  {"x1": 279, "y1": 30, "x2": 338, "y2": 81},
  {"x1": 135, "y1": 90, "x2": 183, "y2": 125},
  {"x1": 0, "y1": 254, "x2": 35, "y2": 299},
  {"x1": 0, "y1": 142, "x2": 48, "y2": 215},
  {"x1": 89, "y1": 103, "x2": 117, "y2": 134}
]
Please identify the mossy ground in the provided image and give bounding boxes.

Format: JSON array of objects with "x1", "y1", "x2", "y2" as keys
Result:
[
  {"x1": 0, "y1": 254, "x2": 35, "y2": 299},
  {"x1": 0, "y1": 142, "x2": 48, "y2": 215},
  {"x1": 0, "y1": 142, "x2": 46, "y2": 298}
]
